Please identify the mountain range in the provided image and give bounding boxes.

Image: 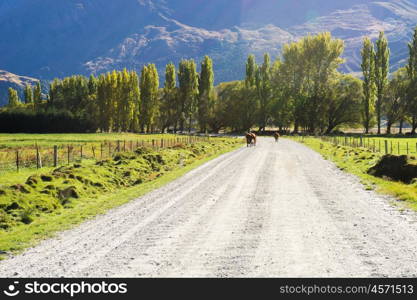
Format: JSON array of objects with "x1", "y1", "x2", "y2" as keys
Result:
[{"x1": 1, "y1": 0, "x2": 417, "y2": 105}]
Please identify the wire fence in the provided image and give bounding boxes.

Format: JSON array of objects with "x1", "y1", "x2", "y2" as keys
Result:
[
  {"x1": 0, "y1": 135, "x2": 210, "y2": 173},
  {"x1": 295, "y1": 135, "x2": 417, "y2": 156}
]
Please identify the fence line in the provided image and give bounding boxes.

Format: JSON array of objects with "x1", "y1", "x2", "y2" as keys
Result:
[
  {"x1": 295, "y1": 135, "x2": 417, "y2": 156},
  {"x1": 0, "y1": 135, "x2": 210, "y2": 173}
]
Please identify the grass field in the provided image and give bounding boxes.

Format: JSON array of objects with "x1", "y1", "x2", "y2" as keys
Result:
[
  {"x1": 0, "y1": 133, "x2": 176, "y2": 148},
  {"x1": 0, "y1": 133, "x2": 192, "y2": 173},
  {"x1": 293, "y1": 136, "x2": 417, "y2": 211},
  {"x1": 0, "y1": 135, "x2": 243, "y2": 257}
]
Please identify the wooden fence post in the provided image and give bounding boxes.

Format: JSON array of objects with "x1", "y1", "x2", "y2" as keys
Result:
[
  {"x1": 53, "y1": 145, "x2": 58, "y2": 167},
  {"x1": 16, "y1": 150, "x2": 19, "y2": 172},
  {"x1": 36, "y1": 145, "x2": 42, "y2": 169},
  {"x1": 385, "y1": 140, "x2": 388, "y2": 154},
  {"x1": 80, "y1": 145, "x2": 83, "y2": 161},
  {"x1": 92, "y1": 146, "x2": 96, "y2": 159},
  {"x1": 68, "y1": 145, "x2": 71, "y2": 164},
  {"x1": 100, "y1": 143, "x2": 103, "y2": 159}
]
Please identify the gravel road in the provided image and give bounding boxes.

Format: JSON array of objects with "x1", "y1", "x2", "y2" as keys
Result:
[{"x1": 1, "y1": 137, "x2": 417, "y2": 277}]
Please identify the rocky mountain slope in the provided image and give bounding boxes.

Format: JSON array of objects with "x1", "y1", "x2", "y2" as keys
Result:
[
  {"x1": 0, "y1": 0, "x2": 416, "y2": 83},
  {"x1": 0, "y1": 70, "x2": 38, "y2": 106}
]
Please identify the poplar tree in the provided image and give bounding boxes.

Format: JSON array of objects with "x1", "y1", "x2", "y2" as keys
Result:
[
  {"x1": 8, "y1": 88, "x2": 20, "y2": 107},
  {"x1": 407, "y1": 26, "x2": 417, "y2": 134},
  {"x1": 178, "y1": 59, "x2": 199, "y2": 132},
  {"x1": 242, "y1": 54, "x2": 260, "y2": 131},
  {"x1": 256, "y1": 53, "x2": 272, "y2": 132},
  {"x1": 86, "y1": 74, "x2": 99, "y2": 129},
  {"x1": 245, "y1": 54, "x2": 257, "y2": 88},
  {"x1": 109, "y1": 70, "x2": 119, "y2": 131},
  {"x1": 33, "y1": 81, "x2": 42, "y2": 109},
  {"x1": 129, "y1": 71, "x2": 141, "y2": 132},
  {"x1": 118, "y1": 69, "x2": 134, "y2": 132},
  {"x1": 88, "y1": 74, "x2": 98, "y2": 96},
  {"x1": 374, "y1": 31, "x2": 390, "y2": 134},
  {"x1": 160, "y1": 63, "x2": 177, "y2": 132},
  {"x1": 198, "y1": 56, "x2": 214, "y2": 133},
  {"x1": 140, "y1": 64, "x2": 159, "y2": 132},
  {"x1": 361, "y1": 37, "x2": 376, "y2": 134},
  {"x1": 23, "y1": 84, "x2": 33, "y2": 105},
  {"x1": 96, "y1": 74, "x2": 109, "y2": 131}
]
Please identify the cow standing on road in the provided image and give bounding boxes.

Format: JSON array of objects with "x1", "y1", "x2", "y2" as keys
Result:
[
  {"x1": 274, "y1": 132, "x2": 280, "y2": 143},
  {"x1": 245, "y1": 132, "x2": 257, "y2": 147}
]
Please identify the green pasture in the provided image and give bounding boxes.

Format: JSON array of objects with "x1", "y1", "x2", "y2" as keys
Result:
[{"x1": 0, "y1": 133, "x2": 178, "y2": 149}]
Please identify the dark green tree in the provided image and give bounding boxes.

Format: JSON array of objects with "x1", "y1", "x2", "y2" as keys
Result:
[{"x1": 384, "y1": 68, "x2": 408, "y2": 134}]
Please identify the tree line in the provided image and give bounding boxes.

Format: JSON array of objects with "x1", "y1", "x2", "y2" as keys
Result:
[
  {"x1": 4, "y1": 29, "x2": 417, "y2": 134},
  {"x1": 3, "y1": 57, "x2": 215, "y2": 133}
]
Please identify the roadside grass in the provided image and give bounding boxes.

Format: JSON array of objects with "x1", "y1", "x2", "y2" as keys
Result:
[
  {"x1": 292, "y1": 137, "x2": 417, "y2": 211},
  {"x1": 0, "y1": 138, "x2": 243, "y2": 258}
]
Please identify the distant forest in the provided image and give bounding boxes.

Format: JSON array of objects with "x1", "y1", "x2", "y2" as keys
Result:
[{"x1": 3, "y1": 28, "x2": 417, "y2": 134}]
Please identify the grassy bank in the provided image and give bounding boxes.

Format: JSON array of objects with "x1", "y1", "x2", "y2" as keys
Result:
[
  {"x1": 0, "y1": 137, "x2": 243, "y2": 257},
  {"x1": 292, "y1": 137, "x2": 417, "y2": 210}
]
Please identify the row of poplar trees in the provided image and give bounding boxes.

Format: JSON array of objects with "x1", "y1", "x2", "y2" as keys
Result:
[
  {"x1": 48, "y1": 57, "x2": 214, "y2": 133},
  {"x1": 361, "y1": 28, "x2": 417, "y2": 134},
  {"x1": 7, "y1": 57, "x2": 215, "y2": 133},
  {"x1": 7, "y1": 82, "x2": 42, "y2": 108}
]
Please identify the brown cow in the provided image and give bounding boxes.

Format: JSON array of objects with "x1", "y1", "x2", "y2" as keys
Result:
[
  {"x1": 251, "y1": 133, "x2": 257, "y2": 146},
  {"x1": 274, "y1": 132, "x2": 280, "y2": 143},
  {"x1": 245, "y1": 132, "x2": 257, "y2": 147}
]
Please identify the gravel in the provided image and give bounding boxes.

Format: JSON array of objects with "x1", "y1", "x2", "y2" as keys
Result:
[{"x1": 1, "y1": 137, "x2": 417, "y2": 277}]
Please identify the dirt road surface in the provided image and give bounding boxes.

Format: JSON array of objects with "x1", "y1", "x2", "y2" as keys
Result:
[{"x1": 1, "y1": 138, "x2": 417, "y2": 277}]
